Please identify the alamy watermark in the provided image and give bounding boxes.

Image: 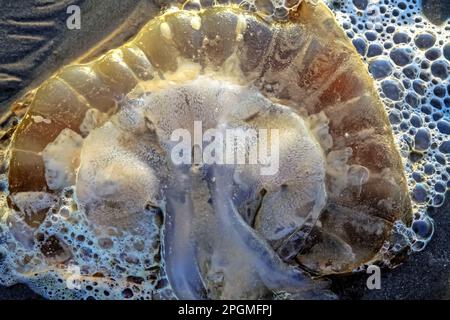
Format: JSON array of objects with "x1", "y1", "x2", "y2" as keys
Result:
[
  {"x1": 366, "y1": 265, "x2": 381, "y2": 290},
  {"x1": 170, "y1": 121, "x2": 280, "y2": 175},
  {"x1": 66, "y1": 5, "x2": 81, "y2": 30}
]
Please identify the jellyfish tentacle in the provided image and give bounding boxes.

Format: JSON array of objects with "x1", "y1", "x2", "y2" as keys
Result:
[
  {"x1": 209, "y1": 165, "x2": 335, "y2": 299},
  {"x1": 163, "y1": 165, "x2": 208, "y2": 300}
]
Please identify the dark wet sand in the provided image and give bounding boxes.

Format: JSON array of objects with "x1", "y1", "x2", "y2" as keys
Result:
[
  {"x1": 422, "y1": 0, "x2": 450, "y2": 25},
  {"x1": 0, "y1": 0, "x2": 161, "y2": 111},
  {"x1": 0, "y1": 0, "x2": 449, "y2": 300}
]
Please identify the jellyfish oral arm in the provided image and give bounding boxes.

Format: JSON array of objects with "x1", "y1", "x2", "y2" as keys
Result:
[
  {"x1": 163, "y1": 166, "x2": 208, "y2": 300},
  {"x1": 211, "y1": 166, "x2": 336, "y2": 297},
  {"x1": 163, "y1": 163, "x2": 333, "y2": 299}
]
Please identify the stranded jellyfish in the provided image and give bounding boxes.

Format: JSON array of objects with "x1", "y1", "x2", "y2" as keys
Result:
[{"x1": 0, "y1": 1, "x2": 417, "y2": 299}]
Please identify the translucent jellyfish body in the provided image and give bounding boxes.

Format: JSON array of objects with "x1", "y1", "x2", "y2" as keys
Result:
[{"x1": 0, "y1": 0, "x2": 440, "y2": 300}]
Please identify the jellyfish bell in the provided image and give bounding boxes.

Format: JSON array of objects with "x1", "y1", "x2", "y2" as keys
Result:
[{"x1": 0, "y1": 0, "x2": 436, "y2": 300}]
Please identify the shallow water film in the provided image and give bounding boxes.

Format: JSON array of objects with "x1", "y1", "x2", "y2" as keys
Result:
[{"x1": 0, "y1": 0, "x2": 448, "y2": 300}]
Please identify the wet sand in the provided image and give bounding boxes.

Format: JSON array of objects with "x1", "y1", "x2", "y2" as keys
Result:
[
  {"x1": 0, "y1": 0, "x2": 161, "y2": 111},
  {"x1": 422, "y1": 0, "x2": 450, "y2": 25}
]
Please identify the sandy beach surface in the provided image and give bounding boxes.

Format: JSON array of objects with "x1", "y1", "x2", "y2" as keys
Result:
[{"x1": 0, "y1": 0, "x2": 161, "y2": 111}]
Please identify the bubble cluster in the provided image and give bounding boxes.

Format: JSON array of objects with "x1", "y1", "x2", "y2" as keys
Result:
[
  {"x1": 326, "y1": 0, "x2": 449, "y2": 250},
  {"x1": 0, "y1": 181, "x2": 166, "y2": 299}
]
